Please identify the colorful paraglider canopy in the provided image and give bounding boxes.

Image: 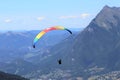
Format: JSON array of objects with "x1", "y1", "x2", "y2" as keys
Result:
[{"x1": 33, "y1": 26, "x2": 72, "y2": 48}]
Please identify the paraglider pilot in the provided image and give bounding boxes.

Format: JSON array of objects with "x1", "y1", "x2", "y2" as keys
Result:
[
  {"x1": 58, "y1": 59, "x2": 62, "y2": 64},
  {"x1": 33, "y1": 45, "x2": 35, "y2": 48}
]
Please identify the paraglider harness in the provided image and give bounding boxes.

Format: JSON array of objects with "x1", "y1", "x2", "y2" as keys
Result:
[{"x1": 58, "y1": 59, "x2": 62, "y2": 64}]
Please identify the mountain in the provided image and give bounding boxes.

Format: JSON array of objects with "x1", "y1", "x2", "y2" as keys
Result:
[
  {"x1": 71, "y1": 5, "x2": 120, "y2": 70},
  {"x1": 25, "y1": 5, "x2": 120, "y2": 79},
  {"x1": 0, "y1": 71, "x2": 29, "y2": 80}
]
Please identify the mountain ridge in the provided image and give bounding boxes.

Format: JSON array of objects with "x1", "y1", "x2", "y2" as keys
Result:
[{"x1": 0, "y1": 71, "x2": 29, "y2": 80}]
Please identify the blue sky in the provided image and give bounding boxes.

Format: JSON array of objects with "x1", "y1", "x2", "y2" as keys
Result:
[{"x1": 0, "y1": 0, "x2": 120, "y2": 31}]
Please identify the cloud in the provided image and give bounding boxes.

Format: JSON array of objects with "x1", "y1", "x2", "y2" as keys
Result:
[
  {"x1": 59, "y1": 13, "x2": 90, "y2": 19},
  {"x1": 80, "y1": 13, "x2": 90, "y2": 19},
  {"x1": 37, "y1": 17, "x2": 45, "y2": 21},
  {"x1": 4, "y1": 19, "x2": 12, "y2": 23}
]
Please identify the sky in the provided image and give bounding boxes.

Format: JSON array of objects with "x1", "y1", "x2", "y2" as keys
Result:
[{"x1": 0, "y1": 0, "x2": 120, "y2": 31}]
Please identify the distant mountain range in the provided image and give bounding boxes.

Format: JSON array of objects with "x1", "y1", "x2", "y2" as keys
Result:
[{"x1": 0, "y1": 30, "x2": 79, "y2": 62}]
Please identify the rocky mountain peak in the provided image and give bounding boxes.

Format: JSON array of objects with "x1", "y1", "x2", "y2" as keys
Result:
[{"x1": 84, "y1": 5, "x2": 120, "y2": 34}]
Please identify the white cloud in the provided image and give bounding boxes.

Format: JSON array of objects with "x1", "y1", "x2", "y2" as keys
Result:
[
  {"x1": 80, "y1": 13, "x2": 90, "y2": 19},
  {"x1": 4, "y1": 19, "x2": 12, "y2": 23},
  {"x1": 59, "y1": 13, "x2": 90, "y2": 19},
  {"x1": 37, "y1": 17, "x2": 45, "y2": 21}
]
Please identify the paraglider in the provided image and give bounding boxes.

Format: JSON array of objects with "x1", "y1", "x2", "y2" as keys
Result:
[
  {"x1": 33, "y1": 26, "x2": 72, "y2": 48},
  {"x1": 58, "y1": 59, "x2": 62, "y2": 64}
]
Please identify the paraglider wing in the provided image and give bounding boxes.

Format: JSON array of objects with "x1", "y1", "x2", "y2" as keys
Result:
[
  {"x1": 65, "y1": 29, "x2": 72, "y2": 34},
  {"x1": 33, "y1": 26, "x2": 72, "y2": 48}
]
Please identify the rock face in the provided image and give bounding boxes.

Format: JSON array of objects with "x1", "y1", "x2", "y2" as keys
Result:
[
  {"x1": 0, "y1": 71, "x2": 29, "y2": 80},
  {"x1": 71, "y1": 5, "x2": 120, "y2": 70}
]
